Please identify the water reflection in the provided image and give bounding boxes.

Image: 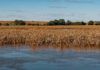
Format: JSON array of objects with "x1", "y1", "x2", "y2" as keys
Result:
[{"x1": 0, "y1": 46, "x2": 100, "y2": 70}]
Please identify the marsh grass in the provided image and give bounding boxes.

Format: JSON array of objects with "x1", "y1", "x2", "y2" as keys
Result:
[{"x1": 0, "y1": 26, "x2": 100, "y2": 49}]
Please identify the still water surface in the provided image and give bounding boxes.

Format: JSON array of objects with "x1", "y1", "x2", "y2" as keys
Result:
[{"x1": 0, "y1": 46, "x2": 100, "y2": 70}]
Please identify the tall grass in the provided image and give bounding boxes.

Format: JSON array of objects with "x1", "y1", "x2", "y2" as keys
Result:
[{"x1": 0, "y1": 26, "x2": 100, "y2": 49}]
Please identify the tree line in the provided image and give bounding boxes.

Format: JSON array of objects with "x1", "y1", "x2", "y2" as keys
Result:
[
  {"x1": 0, "y1": 19, "x2": 100, "y2": 26},
  {"x1": 48, "y1": 19, "x2": 100, "y2": 25}
]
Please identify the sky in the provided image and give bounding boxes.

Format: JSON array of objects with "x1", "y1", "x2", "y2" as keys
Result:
[{"x1": 0, "y1": 0, "x2": 100, "y2": 21}]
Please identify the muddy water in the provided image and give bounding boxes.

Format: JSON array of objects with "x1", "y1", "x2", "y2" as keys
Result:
[{"x1": 0, "y1": 46, "x2": 100, "y2": 70}]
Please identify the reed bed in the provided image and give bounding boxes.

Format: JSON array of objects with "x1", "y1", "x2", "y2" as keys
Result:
[{"x1": 0, "y1": 26, "x2": 100, "y2": 49}]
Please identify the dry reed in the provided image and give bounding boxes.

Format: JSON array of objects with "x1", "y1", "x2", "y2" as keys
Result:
[{"x1": 0, "y1": 26, "x2": 100, "y2": 49}]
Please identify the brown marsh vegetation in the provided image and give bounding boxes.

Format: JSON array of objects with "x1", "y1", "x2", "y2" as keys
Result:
[{"x1": 0, "y1": 26, "x2": 100, "y2": 49}]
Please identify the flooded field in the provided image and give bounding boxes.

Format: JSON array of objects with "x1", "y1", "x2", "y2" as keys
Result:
[{"x1": 0, "y1": 46, "x2": 100, "y2": 70}]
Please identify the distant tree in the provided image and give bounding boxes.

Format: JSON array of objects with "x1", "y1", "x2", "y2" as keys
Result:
[
  {"x1": 53, "y1": 20, "x2": 59, "y2": 25},
  {"x1": 0, "y1": 23, "x2": 1, "y2": 26},
  {"x1": 66, "y1": 20, "x2": 72, "y2": 25},
  {"x1": 58, "y1": 19, "x2": 65, "y2": 25},
  {"x1": 5, "y1": 23, "x2": 9, "y2": 26},
  {"x1": 65, "y1": 21, "x2": 86, "y2": 25},
  {"x1": 81, "y1": 21, "x2": 86, "y2": 25},
  {"x1": 14, "y1": 20, "x2": 26, "y2": 25},
  {"x1": 48, "y1": 19, "x2": 66, "y2": 25},
  {"x1": 48, "y1": 19, "x2": 88, "y2": 25},
  {"x1": 48, "y1": 21, "x2": 55, "y2": 25},
  {"x1": 88, "y1": 21, "x2": 94, "y2": 25},
  {"x1": 95, "y1": 21, "x2": 100, "y2": 25},
  {"x1": 73, "y1": 22, "x2": 82, "y2": 25}
]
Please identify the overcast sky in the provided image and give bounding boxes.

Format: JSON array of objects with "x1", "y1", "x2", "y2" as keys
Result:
[{"x1": 0, "y1": 0, "x2": 100, "y2": 21}]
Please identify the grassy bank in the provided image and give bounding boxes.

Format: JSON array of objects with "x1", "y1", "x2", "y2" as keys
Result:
[{"x1": 0, "y1": 26, "x2": 100, "y2": 49}]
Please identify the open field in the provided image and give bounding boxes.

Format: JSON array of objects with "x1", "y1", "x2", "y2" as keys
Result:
[{"x1": 0, "y1": 25, "x2": 100, "y2": 49}]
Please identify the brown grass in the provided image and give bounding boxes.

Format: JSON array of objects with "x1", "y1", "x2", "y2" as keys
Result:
[
  {"x1": 0, "y1": 25, "x2": 100, "y2": 49},
  {"x1": 0, "y1": 25, "x2": 100, "y2": 29}
]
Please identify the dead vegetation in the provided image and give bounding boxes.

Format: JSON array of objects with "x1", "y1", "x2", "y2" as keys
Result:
[{"x1": 0, "y1": 26, "x2": 100, "y2": 49}]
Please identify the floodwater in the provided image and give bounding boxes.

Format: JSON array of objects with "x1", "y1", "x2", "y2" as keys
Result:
[{"x1": 0, "y1": 46, "x2": 100, "y2": 70}]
